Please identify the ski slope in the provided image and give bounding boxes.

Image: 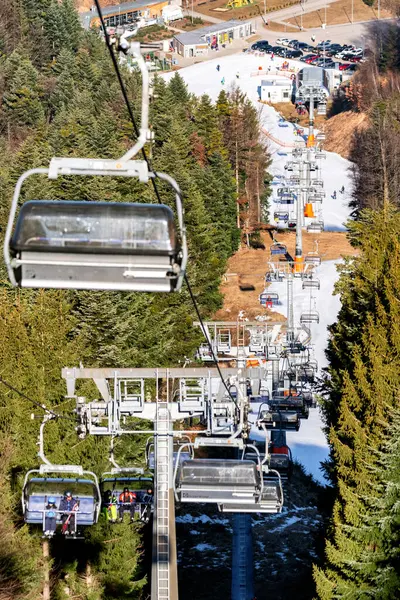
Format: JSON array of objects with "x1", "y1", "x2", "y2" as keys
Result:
[
  {"x1": 164, "y1": 53, "x2": 352, "y2": 485},
  {"x1": 164, "y1": 53, "x2": 353, "y2": 231}
]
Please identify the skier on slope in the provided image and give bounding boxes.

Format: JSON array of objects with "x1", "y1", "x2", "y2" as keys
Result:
[
  {"x1": 216, "y1": 64, "x2": 220, "y2": 71},
  {"x1": 332, "y1": 190, "x2": 337, "y2": 199}
]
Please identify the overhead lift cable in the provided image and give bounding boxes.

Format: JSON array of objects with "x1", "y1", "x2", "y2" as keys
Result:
[
  {"x1": 0, "y1": 376, "x2": 75, "y2": 421},
  {"x1": 93, "y1": 0, "x2": 242, "y2": 416}
]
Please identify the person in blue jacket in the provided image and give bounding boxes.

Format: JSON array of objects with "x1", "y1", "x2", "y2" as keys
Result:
[
  {"x1": 44, "y1": 497, "x2": 58, "y2": 536},
  {"x1": 60, "y1": 491, "x2": 79, "y2": 535}
]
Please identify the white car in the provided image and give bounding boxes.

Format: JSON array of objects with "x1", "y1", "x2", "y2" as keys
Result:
[{"x1": 276, "y1": 38, "x2": 290, "y2": 46}]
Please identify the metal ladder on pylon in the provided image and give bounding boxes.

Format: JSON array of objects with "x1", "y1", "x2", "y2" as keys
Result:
[
  {"x1": 231, "y1": 513, "x2": 254, "y2": 600},
  {"x1": 238, "y1": 514, "x2": 248, "y2": 595},
  {"x1": 153, "y1": 398, "x2": 171, "y2": 600}
]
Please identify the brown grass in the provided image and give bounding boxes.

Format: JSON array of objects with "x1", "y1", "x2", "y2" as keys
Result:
[
  {"x1": 75, "y1": 0, "x2": 120, "y2": 12},
  {"x1": 215, "y1": 231, "x2": 357, "y2": 321},
  {"x1": 284, "y1": 0, "x2": 393, "y2": 29},
  {"x1": 273, "y1": 101, "x2": 329, "y2": 129},
  {"x1": 324, "y1": 110, "x2": 369, "y2": 159},
  {"x1": 193, "y1": 0, "x2": 297, "y2": 22}
]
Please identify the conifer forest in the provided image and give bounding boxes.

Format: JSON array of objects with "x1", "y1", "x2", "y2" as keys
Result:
[{"x1": 1, "y1": 1, "x2": 400, "y2": 599}]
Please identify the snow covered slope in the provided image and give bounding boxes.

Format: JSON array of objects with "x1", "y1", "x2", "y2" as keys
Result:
[{"x1": 163, "y1": 54, "x2": 351, "y2": 485}]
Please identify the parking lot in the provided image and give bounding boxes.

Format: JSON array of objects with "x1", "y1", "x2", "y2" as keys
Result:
[{"x1": 248, "y1": 38, "x2": 364, "y2": 72}]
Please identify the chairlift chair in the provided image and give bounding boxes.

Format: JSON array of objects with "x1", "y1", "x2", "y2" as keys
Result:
[
  {"x1": 300, "y1": 311, "x2": 320, "y2": 324},
  {"x1": 5, "y1": 185, "x2": 187, "y2": 292},
  {"x1": 4, "y1": 48, "x2": 187, "y2": 293},
  {"x1": 174, "y1": 458, "x2": 261, "y2": 505},
  {"x1": 305, "y1": 254, "x2": 321, "y2": 266},
  {"x1": 22, "y1": 465, "x2": 101, "y2": 537},
  {"x1": 306, "y1": 221, "x2": 324, "y2": 233},
  {"x1": 256, "y1": 403, "x2": 300, "y2": 431},
  {"x1": 302, "y1": 278, "x2": 320, "y2": 290},
  {"x1": 274, "y1": 211, "x2": 289, "y2": 222},
  {"x1": 100, "y1": 472, "x2": 154, "y2": 523},
  {"x1": 145, "y1": 437, "x2": 193, "y2": 471},
  {"x1": 270, "y1": 242, "x2": 287, "y2": 256},
  {"x1": 259, "y1": 291, "x2": 280, "y2": 307}
]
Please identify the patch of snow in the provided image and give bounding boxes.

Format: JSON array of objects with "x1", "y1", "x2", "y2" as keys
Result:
[
  {"x1": 193, "y1": 543, "x2": 217, "y2": 551},
  {"x1": 269, "y1": 515, "x2": 302, "y2": 534},
  {"x1": 190, "y1": 529, "x2": 201, "y2": 535},
  {"x1": 176, "y1": 514, "x2": 230, "y2": 525}
]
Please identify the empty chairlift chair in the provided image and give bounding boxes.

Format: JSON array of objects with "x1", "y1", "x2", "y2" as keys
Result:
[
  {"x1": 4, "y1": 159, "x2": 187, "y2": 292},
  {"x1": 174, "y1": 459, "x2": 259, "y2": 505},
  {"x1": 270, "y1": 242, "x2": 287, "y2": 256},
  {"x1": 256, "y1": 404, "x2": 300, "y2": 431},
  {"x1": 22, "y1": 465, "x2": 101, "y2": 537},
  {"x1": 302, "y1": 277, "x2": 320, "y2": 290},
  {"x1": 306, "y1": 221, "x2": 324, "y2": 233},
  {"x1": 300, "y1": 311, "x2": 320, "y2": 324},
  {"x1": 305, "y1": 253, "x2": 322, "y2": 266}
]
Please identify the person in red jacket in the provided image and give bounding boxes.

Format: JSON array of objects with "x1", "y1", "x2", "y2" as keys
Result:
[{"x1": 118, "y1": 487, "x2": 137, "y2": 522}]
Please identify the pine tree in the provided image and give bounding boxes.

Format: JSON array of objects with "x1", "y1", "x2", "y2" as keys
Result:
[
  {"x1": 316, "y1": 208, "x2": 400, "y2": 597},
  {"x1": 2, "y1": 58, "x2": 45, "y2": 127}
]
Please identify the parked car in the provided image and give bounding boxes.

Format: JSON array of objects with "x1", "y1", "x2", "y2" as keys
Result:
[
  {"x1": 286, "y1": 49, "x2": 302, "y2": 58},
  {"x1": 305, "y1": 54, "x2": 319, "y2": 63},
  {"x1": 300, "y1": 53, "x2": 313, "y2": 62},
  {"x1": 276, "y1": 37, "x2": 290, "y2": 45},
  {"x1": 251, "y1": 40, "x2": 269, "y2": 51},
  {"x1": 294, "y1": 42, "x2": 313, "y2": 51},
  {"x1": 287, "y1": 39, "x2": 299, "y2": 48},
  {"x1": 338, "y1": 62, "x2": 352, "y2": 70},
  {"x1": 317, "y1": 39, "x2": 331, "y2": 48}
]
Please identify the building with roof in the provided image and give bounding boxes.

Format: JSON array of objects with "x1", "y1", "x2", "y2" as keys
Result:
[
  {"x1": 80, "y1": 0, "x2": 176, "y2": 30},
  {"x1": 260, "y1": 79, "x2": 292, "y2": 103},
  {"x1": 173, "y1": 20, "x2": 255, "y2": 58}
]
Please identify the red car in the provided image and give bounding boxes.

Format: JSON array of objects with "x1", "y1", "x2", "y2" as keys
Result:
[
  {"x1": 305, "y1": 54, "x2": 318, "y2": 63},
  {"x1": 339, "y1": 62, "x2": 351, "y2": 70}
]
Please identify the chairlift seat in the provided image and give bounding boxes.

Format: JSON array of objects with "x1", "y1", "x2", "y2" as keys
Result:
[
  {"x1": 9, "y1": 201, "x2": 184, "y2": 292},
  {"x1": 307, "y1": 222, "x2": 323, "y2": 236},
  {"x1": 176, "y1": 459, "x2": 259, "y2": 504},
  {"x1": 259, "y1": 292, "x2": 280, "y2": 306},
  {"x1": 274, "y1": 211, "x2": 289, "y2": 222},
  {"x1": 270, "y1": 243, "x2": 287, "y2": 256},
  {"x1": 300, "y1": 311, "x2": 320, "y2": 324},
  {"x1": 218, "y1": 479, "x2": 283, "y2": 514},
  {"x1": 305, "y1": 255, "x2": 321, "y2": 266},
  {"x1": 302, "y1": 278, "x2": 320, "y2": 290},
  {"x1": 257, "y1": 410, "x2": 300, "y2": 431}
]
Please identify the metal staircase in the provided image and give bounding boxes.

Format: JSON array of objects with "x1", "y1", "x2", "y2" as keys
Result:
[{"x1": 151, "y1": 399, "x2": 178, "y2": 600}]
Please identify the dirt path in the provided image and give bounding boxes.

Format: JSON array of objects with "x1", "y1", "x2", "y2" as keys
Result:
[{"x1": 215, "y1": 231, "x2": 357, "y2": 321}]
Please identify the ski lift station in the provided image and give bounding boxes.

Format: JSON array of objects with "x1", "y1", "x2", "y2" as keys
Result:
[
  {"x1": 259, "y1": 79, "x2": 292, "y2": 103},
  {"x1": 172, "y1": 20, "x2": 255, "y2": 58}
]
